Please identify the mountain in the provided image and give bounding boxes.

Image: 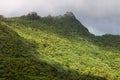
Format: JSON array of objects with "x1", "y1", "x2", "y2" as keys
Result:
[{"x1": 0, "y1": 12, "x2": 120, "y2": 80}]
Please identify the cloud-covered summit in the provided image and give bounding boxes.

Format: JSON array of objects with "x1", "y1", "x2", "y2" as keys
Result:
[{"x1": 0, "y1": 0, "x2": 120, "y2": 35}]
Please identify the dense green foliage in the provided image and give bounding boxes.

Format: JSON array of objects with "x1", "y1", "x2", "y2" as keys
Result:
[
  {"x1": 0, "y1": 12, "x2": 120, "y2": 80},
  {"x1": 93, "y1": 34, "x2": 120, "y2": 50}
]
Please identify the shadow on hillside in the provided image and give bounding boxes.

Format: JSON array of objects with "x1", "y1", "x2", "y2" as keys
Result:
[
  {"x1": 19, "y1": 39, "x2": 107, "y2": 80},
  {"x1": 30, "y1": 59, "x2": 107, "y2": 80},
  {"x1": 0, "y1": 21, "x2": 108, "y2": 80},
  {"x1": 0, "y1": 37, "x2": 107, "y2": 80},
  {"x1": 2, "y1": 20, "x2": 108, "y2": 80}
]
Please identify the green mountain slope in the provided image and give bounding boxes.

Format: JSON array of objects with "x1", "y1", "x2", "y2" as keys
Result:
[
  {"x1": 93, "y1": 34, "x2": 120, "y2": 51},
  {"x1": 0, "y1": 22, "x2": 77, "y2": 80},
  {"x1": 0, "y1": 12, "x2": 120, "y2": 80}
]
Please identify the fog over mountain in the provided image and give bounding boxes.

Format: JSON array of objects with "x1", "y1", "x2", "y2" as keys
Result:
[{"x1": 1, "y1": 0, "x2": 120, "y2": 35}]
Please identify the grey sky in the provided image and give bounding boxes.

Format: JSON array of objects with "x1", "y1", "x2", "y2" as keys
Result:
[{"x1": 0, "y1": 0, "x2": 120, "y2": 35}]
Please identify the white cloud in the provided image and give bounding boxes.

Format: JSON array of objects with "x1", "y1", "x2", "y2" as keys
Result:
[
  {"x1": 1, "y1": 0, "x2": 120, "y2": 17},
  {"x1": 0, "y1": 0, "x2": 24, "y2": 16}
]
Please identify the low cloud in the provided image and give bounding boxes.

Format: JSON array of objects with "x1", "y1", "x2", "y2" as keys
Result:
[{"x1": 0, "y1": 0, "x2": 120, "y2": 35}]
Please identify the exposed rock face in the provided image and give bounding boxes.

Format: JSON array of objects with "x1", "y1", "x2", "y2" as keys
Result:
[
  {"x1": 26, "y1": 12, "x2": 40, "y2": 20},
  {"x1": 0, "y1": 15, "x2": 4, "y2": 18},
  {"x1": 64, "y1": 12, "x2": 76, "y2": 19}
]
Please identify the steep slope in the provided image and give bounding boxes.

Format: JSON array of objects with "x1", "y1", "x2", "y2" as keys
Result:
[
  {"x1": 0, "y1": 21, "x2": 107, "y2": 80},
  {"x1": 1, "y1": 12, "x2": 120, "y2": 80},
  {"x1": 41, "y1": 12, "x2": 91, "y2": 36},
  {"x1": 0, "y1": 22, "x2": 41, "y2": 79},
  {"x1": 20, "y1": 12, "x2": 92, "y2": 39},
  {"x1": 0, "y1": 22, "x2": 74, "y2": 80}
]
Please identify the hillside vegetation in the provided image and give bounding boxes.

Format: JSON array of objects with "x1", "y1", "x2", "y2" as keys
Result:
[{"x1": 0, "y1": 12, "x2": 120, "y2": 80}]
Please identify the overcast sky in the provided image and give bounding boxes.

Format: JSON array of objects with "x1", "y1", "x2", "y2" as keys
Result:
[{"x1": 0, "y1": 0, "x2": 120, "y2": 35}]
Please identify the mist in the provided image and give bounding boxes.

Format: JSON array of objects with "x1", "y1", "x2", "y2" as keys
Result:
[{"x1": 0, "y1": 0, "x2": 120, "y2": 35}]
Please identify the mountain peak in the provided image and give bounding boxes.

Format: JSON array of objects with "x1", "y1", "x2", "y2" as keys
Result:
[{"x1": 64, "y1": 12, "x2": 76, "y2": 19}]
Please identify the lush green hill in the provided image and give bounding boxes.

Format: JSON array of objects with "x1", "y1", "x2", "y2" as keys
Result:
[
  {"x1": 93, "y1": 34, "x2": 120, "y2": 51},
  {"x1": 0, "y1": 12, "x2": 120, "y2": 80}
]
